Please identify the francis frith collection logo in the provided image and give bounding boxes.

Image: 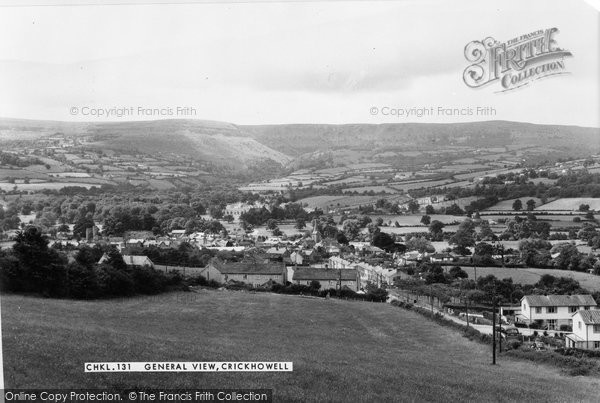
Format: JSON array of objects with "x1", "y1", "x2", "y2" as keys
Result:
[{"x1": 463, "y1": 28, "x2": 572, "y2": 92}]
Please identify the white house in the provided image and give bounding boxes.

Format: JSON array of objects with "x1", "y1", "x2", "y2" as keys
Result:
[
  {"x1": 518, "y1": 295, "x2": 597, "y2": 330},
  {"x1": 328, "y1": 256, "x2": 353, "y2": 269},
  {"x1": 291, "y1": 267, "x2": 359, "y2": 291},
  {"x1": 207, "y1": 258, "x2": 286, "y2": 287},
  {"x1": 430, "y1": 253, "x2": 453, "y2": 263},
  {"x1": 566, "y1": 310, "x2": 600, "y2": 350},
  {"x1": 98, "y1": 254, "x2": 154, "y2": 268}
]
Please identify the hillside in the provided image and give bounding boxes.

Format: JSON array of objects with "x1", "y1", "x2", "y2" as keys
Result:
[
  {"x1": 0, "y1": 118, "x2": 292, "y2": 169},
  {"x1": 3, "y1": 291, "x2": 600, "y2": 401},
  {"x1": 1, "y1": 118, "x2": 598, "y2": 171},
  {"x1": 242, "y1": 121, "x2": 600, "y2": 157}
]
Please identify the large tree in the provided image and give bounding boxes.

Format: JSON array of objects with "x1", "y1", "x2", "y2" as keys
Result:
[{"x1": 449, "y1": 220, "x2": 476, "y2": 251}]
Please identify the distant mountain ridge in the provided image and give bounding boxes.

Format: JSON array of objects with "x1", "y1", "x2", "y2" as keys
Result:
[
  {"x1": 0, "y1": 118, "x2": 598, "y2": 169},
  {"x1": 241, "y1": 121, "x2": 600, "y2": 156}
]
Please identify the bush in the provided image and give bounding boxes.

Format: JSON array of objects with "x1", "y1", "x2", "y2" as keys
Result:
[
  {"x1": 506, "y1": 339, "x2": 522, "y2": 350},
  {"x1": 568, "y1": 366, "x2": 590, "y2": 376},
  {"x1": 96, "y1": 264, "x2": 135, "y2": 297},
  {"x1": 529, "y1": 321, "x2": 541, "y2": 330},
  {"x1": 131, "y1": 266, "x2": 168, "y2": 295},
  {"x1": 66, "y1": 262, "x2": 100, "y2": 299}
]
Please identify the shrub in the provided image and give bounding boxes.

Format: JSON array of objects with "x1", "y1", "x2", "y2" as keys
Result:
[
  {"x1": 569, "y1": 366, "x2": 590, "y2": 376},
  {"x1": 66, "y1": 262, "x2": 100, "y2": 299},
  {"x1": 506, "y1": 340, "x2": 522, "y2": 350},
  {"x1": 131, "y1": 266, "x2": 168, "y2": 295},
  {"x1": 96, "y1": 264, "x2": 135, "y2": 297}
]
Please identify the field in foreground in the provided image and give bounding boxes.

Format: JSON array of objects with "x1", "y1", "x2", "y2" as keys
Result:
[
  {"x1": 3, "y1": 291, "x2": 600, "y2": 402},
  {"x1": 460, "y1": 267, "x2": 600, "y2": 292}
]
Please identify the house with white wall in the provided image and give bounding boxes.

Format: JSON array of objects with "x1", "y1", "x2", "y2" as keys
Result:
[
  {"x1": 566, "y1": 310, "x2": 600, "y2": 350},
  {"x1": 291, "y1": 267, "x2": 359, "y2": 291},
  {"x1": 207, "y1": 258, "x2": 286, "y2": 287},
  {"x1": 518, "y1": 295, "x2": 597, "y2": 330}
]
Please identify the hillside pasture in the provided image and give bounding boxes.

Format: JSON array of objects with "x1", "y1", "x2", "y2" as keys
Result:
[
  {"x1": 0, "y1": 181, "x2": 101, "y2": 191},
  {"x1": 368, "y1": 214, "x2": 461, "y2": 226},
  {"x1": 460, "y1": 267, "x2": 600, "y2": 292},
  {"x1": 4, "y1": 291, "x2": 600, "y2": 401},
  {"x1": 0, "y1": 168, "x2": 50, "y2": 180},
  {"x1": 485, "y1": 197, "x2": 544, "y2": 211},
  {"x1": 342, "y1": 186, "x2": 398, "y2": 194},
  {"x1": 537, "y1": 198, "x2": 600, "y2": 211}
]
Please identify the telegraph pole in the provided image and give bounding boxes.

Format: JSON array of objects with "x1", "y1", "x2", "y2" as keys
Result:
[
  {"x1": 498, "y1": 304, "x2": 503, "y2": 353},
  {"x1": 492, "y1": 283, "x2": 497, "y2": 365},
  {"x1": 430, "y1": 284, "x2": 434, "y2": 315},
  {"x1": 465, "y1": 294, "x2": 469, "y2": 328}
]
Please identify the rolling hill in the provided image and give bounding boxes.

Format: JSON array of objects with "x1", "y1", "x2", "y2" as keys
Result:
[
  {"x1": 4, "y1": 290, "x2": 600, "y2": 401},
  {"x1": 0, "y1": 118, "x2": 292, "y2": 169},
  {"x1": 1, "y1": 118, "x2": 598, "y2": 170},
  {"x1": 241, "y1": 120, "x2": 600, "y2": 157}
]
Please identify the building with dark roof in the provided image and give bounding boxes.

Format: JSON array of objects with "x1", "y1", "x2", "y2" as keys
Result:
[
  {"x1": 567, "y1": 310, "x2": 600, "y2": 350},
  {"x1": 291, "y1": 267, "x2": 358, "y2": 291},
  {"x1": 207, "y1": 258, "x2": 286, "y2": 287},
  {"x1": 519, "y1": 295, "x2": 597, "y2": 330}
]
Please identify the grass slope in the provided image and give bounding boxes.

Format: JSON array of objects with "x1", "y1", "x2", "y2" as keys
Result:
[
  {"x1": 460, "y1": 267, "x2": 600, "y2": 292},
  {"x1": 3, "y1": 291, "x2": 600, "y2": 401}
]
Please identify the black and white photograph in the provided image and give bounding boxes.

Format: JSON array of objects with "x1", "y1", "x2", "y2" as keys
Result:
[{"x1": 1, "y1": 0, "x2": 600, "y2": 401}]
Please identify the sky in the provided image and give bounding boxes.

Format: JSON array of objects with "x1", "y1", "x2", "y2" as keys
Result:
[{"x1": 0, "y1": 0, "x2": 598, "y2": 126}]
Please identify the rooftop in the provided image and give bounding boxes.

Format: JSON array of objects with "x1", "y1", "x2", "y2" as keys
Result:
[
  {"x1": 210, "y1": 259, "x2": 284, "y2": 275},
  {"x1": 293, "y1": 268, "x2": 358, "y2": 281},
  {"x1": 523, "y1": 295, "x2": 597, "y2": 307},
  {"x1": 576, "y1": 310, "x2": 600, "y2": 324}
]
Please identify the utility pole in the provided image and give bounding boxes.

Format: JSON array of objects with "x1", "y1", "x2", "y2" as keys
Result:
[
  {"x1": 465, "y1": 294, "x2": 469, "y2": 328},
  {"x1": 430, "y1": 284, "x2": 434, "y2": 315},
  {"x1": 498, "y1": 304, "x2": 503, "y2": 353},
  {"x1": 492, "y1": 284, "x2": 497, "y2": 365}
]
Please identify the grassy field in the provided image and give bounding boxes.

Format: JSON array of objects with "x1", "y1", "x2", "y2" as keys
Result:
[
  {"x1": 0, "y1": 182, "x2": 100, "y2": 191},
  {"x1": 4, "y1": 291, "x2": 600, "y2": 401},
  {"x1": 537, "y1": 198, "x2": 600, "y2": 211},
  {"x1": 485, "y1": 197, "x2": 544, "y2": 211},
  {"x1": 460, "y1": 267, "x2": 600, "y2": 291}
]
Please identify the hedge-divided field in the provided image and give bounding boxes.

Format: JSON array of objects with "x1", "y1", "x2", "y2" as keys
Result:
[
  {"x1": 460, "y1": 267, "x2": 600, "y2": 292},
  {"x1": 3, "y1": 291, "x2": 600, "y2": 401}
]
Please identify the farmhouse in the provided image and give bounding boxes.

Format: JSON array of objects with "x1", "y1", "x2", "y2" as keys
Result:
[
  {"x1": 291, "y1": 267, "x2": 359, "y2": 291},
  {"x1": 566, "y1": 310, "x2": 600, "y2": 349},
  {"x1": 518, "y1": 295, "x2": 597, "y2": 330},
  {"x1": 328, "y1": 256, "x2": 353, "y2": 269},
  {"x1": 289, "y1": 251, "x2": 304, "y2": 265},
  {"x1": 430, "y1": 253, "x2": 453, "y2": 263},
  {"x1": 98, "y1": 254, "x2": 154, "y2": 268},
  {"x1": 224, "y1": 202, "x2": 264, "y2": 219},
  {"x1": 207, "y1": 258, "x2": 286, "y2": 287}
]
